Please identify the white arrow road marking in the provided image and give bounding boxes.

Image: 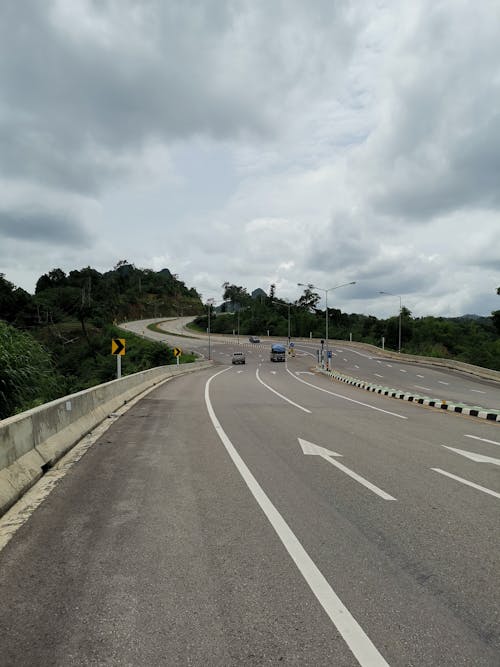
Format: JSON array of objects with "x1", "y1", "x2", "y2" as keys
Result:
[
  {"x1": 464, "y1": 434, "x2": 500, "y2": 448},
  {"x1": 287, "y1": 369, "x2": 408, "y2": 420},
  {"x1": 256, "y1": 368, "x2": 311, "y2": 414},
  {"x1": 443, "y1": 446, "x2": 500, "y2": 466},
  {"x1": 431, "y1": 469, "x2": 500, "y2": 500},
  {"x1": 298, "y1": 439, "x2": 396, "y2": 501},
  {"x1": 205, "y1": 369, "x2": 390, "y2": 667}
]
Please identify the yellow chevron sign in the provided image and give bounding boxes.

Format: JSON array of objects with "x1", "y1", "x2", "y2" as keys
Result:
[
  {"x1": 173, "y1": 347, "x2": 182, "y2": 357},
  {"x1": 111, "y1": 338, "x2": 126, "y2": 355}
]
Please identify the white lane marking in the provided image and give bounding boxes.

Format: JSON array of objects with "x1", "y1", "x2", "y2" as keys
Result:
[
  {"x1": 205, "y1": 369, "x2": 389, "y2": 666},
  {"x1": 376, "y1": 360, "x2": 382, "y2": 364},
  {"x1": 470, "y1": 389, "x2": 486, "y2": 394},
  {"x1": 416, "y1": 374, "x2": 424, "y2": 378},
  {"x1": 374, "y1": 373, "x2": 384, "y2": 378},
  {"x1": 399, "y1": 369, "x2": 407, "y2": 373},
  {"x1": 343, "y1": 358, "x2": 348, "y2": 362},
  {"x1": 414, "y1": 385, "x2": 433, "y2": 392},
  {"x1": 296, "y1": 371, "x2": 315, "y2": 376},
  {"x1": 287, "y1": 369, "x2": 408, "y2": 420},
  {"x1": 270, "y1": 371, "x2": 277, "y2": 375},
  {"x1": 431, "y1": 468, "x2": 500, "y2": 500},
  {"x1": 256, "y1": 368, "x2": 311, "y2": 414},
  {"x1": 386, "y1": 364, "x2": 392, "y2": 368},
  {"x1": 299, "y1": 439, "x2": 396, "y2": 501},
  {"x1": 438, "y1": 381, "x2": 449, "y2": 386},
  {"x1": 443, "y1": 446, "x2": 500, "y2": 466},
  {"x1": 464, "y1": 434, "x2": 500, "y2": 448},
  {"x1": 354, "y1": 364, "x2": 360, "y2": 369},
  {"x1": 237, "y1": 370, "x2": 244, "y2": 374},
  {"x1": 336, "y1": 349, "x2": 344, "y2": 352}
]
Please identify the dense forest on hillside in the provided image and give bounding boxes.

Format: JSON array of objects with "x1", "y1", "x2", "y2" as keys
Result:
[
  {"x1": 0, "y1": 262, "x2": 202, "y2": 418},
  {"x1": 194, "y1": 282, "x2": 500, "y2": 371},
  {"x1": 1, "y1": 271, "x2": 499, "y2": 419}
]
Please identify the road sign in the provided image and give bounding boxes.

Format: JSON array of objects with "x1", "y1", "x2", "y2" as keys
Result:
[
  {"x1": 111, "y1": 338, "x2": 126, "y2": 355},
  {"x1": 173, "y1": 347, "x2": 182, "y2": 357},
  {"x1": 327, "y1": 350, "x2": 332, "y2": 358},
  {"x1": 289, "y1": 342, "x2": 295, "y2": 348}
]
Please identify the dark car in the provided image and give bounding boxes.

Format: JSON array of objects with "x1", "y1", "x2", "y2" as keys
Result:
[{"x1": 249, "y1": 336, "x2": 261, "y2": 343}]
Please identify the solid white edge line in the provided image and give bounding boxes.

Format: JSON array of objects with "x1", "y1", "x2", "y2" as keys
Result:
[
  {"x1": 205, "y1": 368, "x2": 389, "y2": 666},
  {"x1": 431, "y1": 468, "x2": 500, "y2": 500},
  {"x1": 256, "y1": 368, "x2": 311, "y2": 414},
  {"x1": 286, "y1": 369, "x2": 408, "y2": 420}
]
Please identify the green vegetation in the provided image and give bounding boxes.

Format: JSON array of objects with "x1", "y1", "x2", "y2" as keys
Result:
[
  {"x1": 0, "y1": 263, "x2": 202, "y2": 420},
  {"x1": 194, "y1": 282, "x2": 500, "y2": 370}
]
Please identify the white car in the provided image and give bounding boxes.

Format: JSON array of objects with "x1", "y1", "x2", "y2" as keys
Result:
[{"x1": 231, "y1": 351, "x2": 246, "y2": 364}]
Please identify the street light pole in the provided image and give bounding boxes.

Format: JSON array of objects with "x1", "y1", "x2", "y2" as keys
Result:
[
  {"x1": 378, "y1": 292, "x2": 402, "y2": 353},
  {"x1": 206, "y1": 298, "x2": 215, "y2": 360},
  {"x1": 297, "y1": 281, "x2": 356, "y2": 369}
]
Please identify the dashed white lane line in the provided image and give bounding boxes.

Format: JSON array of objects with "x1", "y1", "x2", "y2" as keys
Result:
[
  {"x1": 416, "y1": 374, "x2": 424, "y2": 378},
  {"x1": 470, "y1": 389, "x2": 486, "y2": 394},
  {"x1": 464, "y1": 434, "x2": 500, "y2": 448},
  {"x1": 414, "y1": 385, "x2": 433, "y2": 392},
  {"x1": 438, "y1": 381, "x2": 449, "y2": 386},
  {"x1": 374, "y1": 374, "x2": 384, "y2": 378},
  {"x1": 399, "y1": 369, "x2": 407, "y2": 373},
  {"x1": 431, "y1": 468, "x2": 500, "y2": 500},
  {"x1": 205, "y1": 368, "x2": 390, "y2": 667},
  {"x1": 255, "y1": 368, "x2": 311, "y2": 414}
]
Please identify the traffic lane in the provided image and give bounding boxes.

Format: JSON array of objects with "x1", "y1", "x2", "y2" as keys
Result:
[
  {"x1": 255, "y1": 359, "x2": 500, "y2": 498},
  {"x1": 0, "y1": 368, "x2": 357, "y2": 666},
  {"x1": 330, "y1": 352, "x2": 500, "y2": 411},
  {"x1": 293, "y1": 340, "x2": 500, "y2": 410},
  {"x1": 209, "y1": 367, "x2": 499, "y2": 664}
]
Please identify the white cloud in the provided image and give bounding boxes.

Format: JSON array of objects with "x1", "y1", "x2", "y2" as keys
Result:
[{"x1": 0, "y1": 0, "x2": 499, "y2": 318}]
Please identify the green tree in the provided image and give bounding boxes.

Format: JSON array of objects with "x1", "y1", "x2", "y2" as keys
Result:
[{"x1": 0, "y1": 321, "x2": 63, "y2": 418}]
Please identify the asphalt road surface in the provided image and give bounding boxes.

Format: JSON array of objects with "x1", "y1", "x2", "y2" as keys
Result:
[{"x1": 0, "y1": 321, "x2": 498, "y2": 665}]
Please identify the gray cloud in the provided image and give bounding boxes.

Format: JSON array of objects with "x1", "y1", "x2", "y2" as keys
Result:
[
  {"x1": 0, "y1": 1, "x2": 498, "y2": 317},
  {"x1": 0, "y1": 209, "x2": 91, "y2": 245}
]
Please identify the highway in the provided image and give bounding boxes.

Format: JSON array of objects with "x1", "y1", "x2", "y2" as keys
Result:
[{"x1": 0, "y1": 319, "x2": 498, "y2": 665}]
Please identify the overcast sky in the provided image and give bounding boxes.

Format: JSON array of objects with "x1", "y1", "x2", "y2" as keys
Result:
[{"x1": 1, "y1": 0, "x2": 499, "y2": 318}]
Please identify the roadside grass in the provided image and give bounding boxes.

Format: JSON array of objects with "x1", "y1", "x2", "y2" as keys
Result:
[{"x1": 147, "y1": 321, "x2": 201, "y2": 339}]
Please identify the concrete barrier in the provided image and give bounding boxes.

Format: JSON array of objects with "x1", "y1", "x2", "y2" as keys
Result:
[{"x1": 0, "y1": 361, "x2": 213, "y2": 517}]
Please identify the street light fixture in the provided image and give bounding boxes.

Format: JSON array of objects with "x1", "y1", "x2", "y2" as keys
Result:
[
  {"x1": 297, "y1": 281, "x2": 356, "y2": 369},
  {"x1": 378, "y1": 291, "x2": 402, "y2": 353}
]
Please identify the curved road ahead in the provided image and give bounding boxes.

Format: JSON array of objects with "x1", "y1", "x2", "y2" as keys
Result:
[{"x1": 0, "y1": 319, "x2": 498, "y2": 665}]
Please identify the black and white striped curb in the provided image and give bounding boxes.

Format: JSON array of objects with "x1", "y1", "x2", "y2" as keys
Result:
[{"x1": 318, "y1": 367, "x2": 500, "y2": 422}]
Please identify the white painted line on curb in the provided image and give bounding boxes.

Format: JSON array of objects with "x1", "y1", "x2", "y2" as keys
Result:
[
  {"x1": 205, "y1": 368, "x2": 390, "y2": 667},
  {"x1": 256, "y1": 368, "x2": 311, "y2": 414}
]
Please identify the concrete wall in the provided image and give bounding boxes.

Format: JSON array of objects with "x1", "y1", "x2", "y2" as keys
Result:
[{"x1": 0, "y1": 361, "x2": 212, "y2": 517}]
